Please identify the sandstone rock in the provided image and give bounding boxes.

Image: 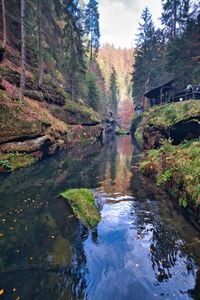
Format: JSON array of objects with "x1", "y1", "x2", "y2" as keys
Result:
[
  {"x1": 25, "y1": 89, "x2": 44, "y2": 101},
  {"x1": 0, "y1": 135, "x2": 52, "y2": 153}
]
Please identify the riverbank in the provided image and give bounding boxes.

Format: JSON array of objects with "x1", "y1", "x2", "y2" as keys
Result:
[
  {"x1": 0, "y1": 59, "x2": 102, "y2": 172},
  {"x1": 140, "y1": 139, "x2": 200, "y2": 210},
  {"x1": 131, "y1": 101, "x2": 200, "y2": 212}
]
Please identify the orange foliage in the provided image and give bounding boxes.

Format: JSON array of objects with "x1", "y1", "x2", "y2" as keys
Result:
[
  {"x1": 118, "y1": 98, "x2": 134, "y2": 130},
  {"x1": 98, "y1": 44, "x2": 134, "y2": 101},
  {"x1": 2, "y1": 79, "x2": 18, "y2": 99}
]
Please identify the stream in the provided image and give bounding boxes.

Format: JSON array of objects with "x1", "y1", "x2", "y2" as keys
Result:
[{"x1": 0, "y1": 136, "x2": 200, "y2": 300}]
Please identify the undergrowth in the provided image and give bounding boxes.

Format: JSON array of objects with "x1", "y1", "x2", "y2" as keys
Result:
[{"x1": 140, "y1": 139, "x2": 200, "y2": 208}]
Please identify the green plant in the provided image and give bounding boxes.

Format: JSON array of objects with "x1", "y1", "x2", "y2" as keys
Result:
[
  {"x1": 157, "y1": 169, "x2": 173, "y2": 186},
  {"x1": 0, "y1": 160, "x2": 11, "y2": 170}
]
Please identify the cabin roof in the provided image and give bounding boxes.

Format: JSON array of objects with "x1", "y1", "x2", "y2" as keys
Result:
[{"x1": 144, "y1": 80, "x2": 174, "y2": 99}]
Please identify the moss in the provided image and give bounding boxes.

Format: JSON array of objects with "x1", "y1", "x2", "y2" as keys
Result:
[
  {"x1": 140, "y1": 140, "x2": 200, "y2": 208},
  {"x1": 0, "y1": 152, "x2": 36, "y2": 171},
  {"x1": 60, "y1": 188, "x2": 101, "y2": 228},
  {"x1": 50, "y1": 98, "x2": 101, "y2": 125},
  {"x1": 134, "y1": 125, "x2": 144, "y2": 146},
  {"x1": 115, "y1": 129, "x2": 130, "y2": 135},
  {"x1": 144, "y1": 100, "x2": 200, "y2": 128},
  {"x1": 9, "y1": 154, "x2": 36, "y2": 170}
]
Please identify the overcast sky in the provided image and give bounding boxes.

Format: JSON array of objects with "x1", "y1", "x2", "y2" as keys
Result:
[{"x1": 99, "y1": 0, "x2": 162, "y2": 48}]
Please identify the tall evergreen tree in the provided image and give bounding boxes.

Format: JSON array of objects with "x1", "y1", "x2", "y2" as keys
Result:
[
  {"x1": 132, "y1": 8, "x2": 158, "y2": 104},
  {"x1": 87, "y1": 72, "x2": 99, "y2": 110},
  {"x1": 2, "y1": 0, "x2": 7, "y2": 48},
  {"x1": 110, "y1": 67, "x2": 118, "y2": 115},
  {"x1": 85, "y1": 0, "x2": 100, "y2": 61},
  {"x1": 161, "y1": 0, "x2": 190, "y2": 38},
  {"x1": 63, "y1": 0, "x2": 86, "y2": 100},
  {"x1": 37, "y1": 0, "x2": 44, "y2": 86},
  {"x1": 20, "y1": 0, "x2": 26, "y2": 103}
]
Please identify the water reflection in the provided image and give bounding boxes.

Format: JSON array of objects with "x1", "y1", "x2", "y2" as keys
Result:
[{"x1": 0, "y1": 136, "x2": 200, "y2": 299}]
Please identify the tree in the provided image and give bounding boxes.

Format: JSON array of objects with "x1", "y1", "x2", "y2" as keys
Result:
[
  {"x1": 2, "y1": 0, "x2": 7, "y2": 48},
  {"x1": 132, "y1": 8, "x2": 155, "y2": 104},
  {"x1": 85, "y1": 0, "x2": 100, "y2": 61},
  {"x1": 110, "y1": 67, "x2": 118, "y2": 115},
  {"x1": 61, "y1": 0, "x2": 86, "y2": 100},
  {"x1": 20, "y1": 0, "x2": 26, "y2": 103},
  {"x1": 87, "y1": 72, "x2": 99, "y2": 110},
  {"x1": 38, "y1": 0, "x2": 44, "y2": 86},
  {"x1": 161, "y1": 0, "x2": 190, "y2": 38},
  {"x1": 165, "y1": 10, "x2": 200, "y2": 87}
]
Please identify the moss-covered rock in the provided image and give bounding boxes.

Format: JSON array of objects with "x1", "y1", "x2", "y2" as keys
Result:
[
  {"x1": 132, "y1": 101, "x2": 200, "y2": 149},
  {"x1": 115, "y1": 129, "x2": 130, "y2": 135},
  {"x1": 144, "y1": 101, "x2": 200, "y2": 128},
  {"x1": 60, "y1": 188, "x2": 101, "y2": 228},
  {"x1": 50, "y1": 100, "x2": 101, "y2": 125},
  {"x1": 0, "y1": 152, "x2": 36, "y2": 171}
]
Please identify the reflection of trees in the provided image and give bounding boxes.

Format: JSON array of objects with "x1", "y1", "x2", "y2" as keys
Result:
[
  {"x1": 129, "y1": 170, "x2": 198, "y2": 290},
  {"x1": 150, "y1": 224, "x2": 182, "y2": 282},
  {"x1": 0, "y1": 141, "x2": 107, "y2": 299},
  {"x1": 99, "y1": 136, "x2": 134, "y2": 194}
]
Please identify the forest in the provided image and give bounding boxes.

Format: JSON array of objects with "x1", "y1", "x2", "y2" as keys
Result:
[{"x1": 132, "y1": 0, "x2": 200, "y2": 104}]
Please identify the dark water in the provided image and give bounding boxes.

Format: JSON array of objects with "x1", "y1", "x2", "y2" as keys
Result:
[{"x1": 0, "y1": 136, "x2": 200, "y2": 300}]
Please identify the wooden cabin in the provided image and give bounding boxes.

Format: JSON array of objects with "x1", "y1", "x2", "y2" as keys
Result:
[{"x1": 144, "y1": 80, "x2": 175, "y2": 107}]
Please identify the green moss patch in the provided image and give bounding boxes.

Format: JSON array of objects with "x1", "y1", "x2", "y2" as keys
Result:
[
  {"x1": 140, "y1": 140, "x2": 200, "y2": 208},
  {"x1": 115, "y1": 129, "x2": 130, "y2": 135},
  {"x1": 0, "y1": 153, "x2": 36, "y2": 171},
  {"x1": 60, "y1": 188, "x2": 101, "y2": 228},
  {"x1": 144, "y1": 100, "x2": 200, "y2": 128}
]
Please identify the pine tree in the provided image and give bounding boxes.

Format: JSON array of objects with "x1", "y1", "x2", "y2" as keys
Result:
[
  {"x1": 165, "y1": 10, "x2": 200, "y2": 87},
  {"x1": 2, "y1": 0, "x2": 7, "y2": 48},
  {"x1": 38, "y1": 0, "x2": 44, "y2": 86},
  {"x1": 132, "y1": 8, "x2": 156, "y2": 104},
  {"x1": 85, "y1": 0, "x2": 100, "y2": 61},
  {"x1": 110, "y1": 67, "x2": 118, "y2": 115},
  {"x1": 87, "y1": 72, "x2": 99, "y2": 110},
  {"x1": 161, "y1": 0, "x2": 190, "y2": 38},
  {"x1": 20, "y1": 0, "x2": 26, "y2": 104},
  {"x1": 63, "y1": 0, "x2": 86, "y2": 100}
]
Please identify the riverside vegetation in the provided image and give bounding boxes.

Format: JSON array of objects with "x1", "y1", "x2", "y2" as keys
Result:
[{"x1": 131, "y1": 100, "x2": 200, "y2": 212}]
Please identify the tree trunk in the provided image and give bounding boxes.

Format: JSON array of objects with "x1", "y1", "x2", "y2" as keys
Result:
[
  {"x1": 90, "y1": 30, "x2": 93, "y2": 62},
  {"x1": 38, "y1": 0, "x2": 44, "y2": 87},
  {"x1": 2, "y1": 0, "x2": 7, "y2": 48},
  {"x1": 20, "y1": 0, "x2": 26, "y2": 104},
  {"x1": 173, "y1": 0, "x2": 177, "y2": 38}
]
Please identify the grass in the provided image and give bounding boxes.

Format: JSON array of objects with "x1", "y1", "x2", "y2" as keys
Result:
[
  {"x1": 60, "y1": 188, "x2": 101, "y2": 228},
  {"x1": 140, "y1": 140, "x2": 200, "y2": 208}
]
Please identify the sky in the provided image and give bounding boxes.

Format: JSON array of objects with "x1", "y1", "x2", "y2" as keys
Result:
[{"x1": 99, "y1": 0, "x2": 162, "y2": 49}]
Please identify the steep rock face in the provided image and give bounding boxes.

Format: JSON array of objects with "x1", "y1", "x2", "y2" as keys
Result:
[
  {"x1": 0, "y1": 89, "x2": 102, "y2": 172},
  {"x1": 131, "y1": 101, "x2": 200, "y2": 150},
  {"x1": 0, "y1": 48, "x2": 103, "y2": 172},
  {"x1": 0, "y1": 135, "x2": 52, "y2": 153}
]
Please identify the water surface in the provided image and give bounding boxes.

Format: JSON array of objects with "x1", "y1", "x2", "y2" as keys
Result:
[{"x1": 0, "y1": 136, "x2": 200, "y2": 300}]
